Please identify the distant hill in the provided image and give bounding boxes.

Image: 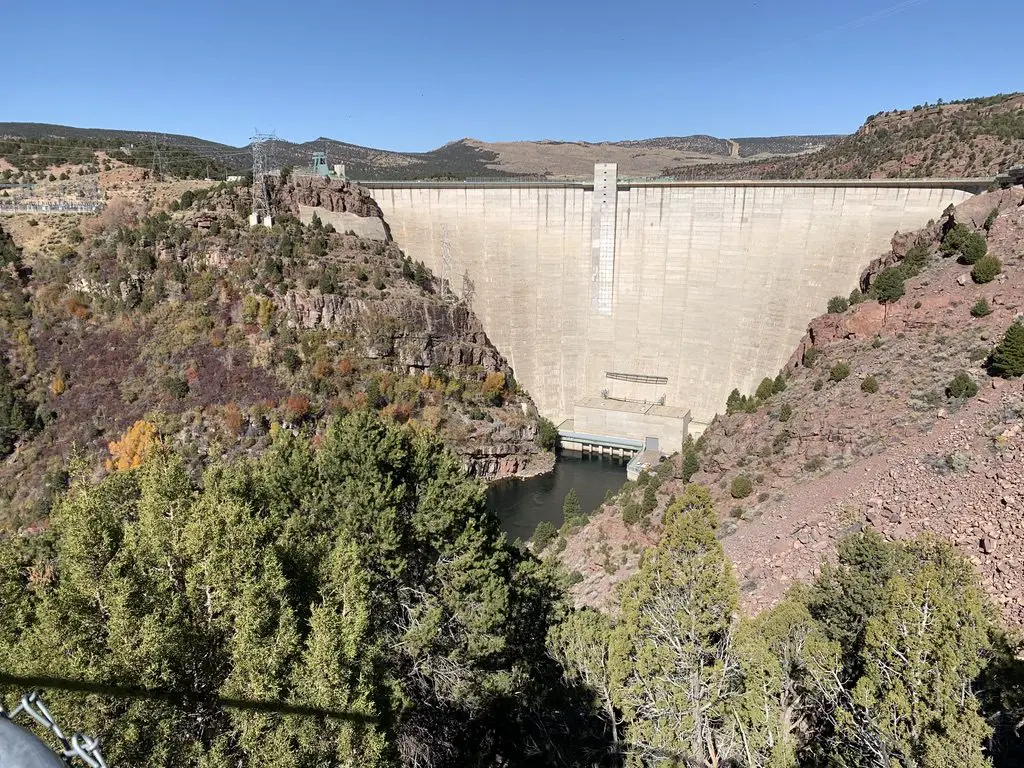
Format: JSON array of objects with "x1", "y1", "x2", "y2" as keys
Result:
[
  {"x1": 3, "y1": 92, "x2": 1020, "y2": 182},
  {"x1": 667, "y1": 93, "x2": 1024, "y2": 180},
  {"x1": 0, "y1": 122, "x2": 840, "y2": 181}
]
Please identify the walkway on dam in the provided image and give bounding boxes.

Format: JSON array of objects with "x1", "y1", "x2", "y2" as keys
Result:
[{"x1": 357, "y1": 176, "x2": 996, "y2": 193}]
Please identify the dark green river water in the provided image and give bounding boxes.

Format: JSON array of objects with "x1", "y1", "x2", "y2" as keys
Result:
[{"x1": 486, "y1": 452, "x2": 628, "y2": 543}]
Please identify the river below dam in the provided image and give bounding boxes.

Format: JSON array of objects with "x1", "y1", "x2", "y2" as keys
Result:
[{"x1": 487, "y1": 452, "x2": 628, "y2": 543}]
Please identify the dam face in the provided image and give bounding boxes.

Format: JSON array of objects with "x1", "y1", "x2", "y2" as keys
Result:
[{"x1": 363, "y1": 170, "x2": 975, "y2": 448}]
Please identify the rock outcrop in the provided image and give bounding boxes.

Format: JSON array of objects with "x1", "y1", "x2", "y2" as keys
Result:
[
  {"x1": 278, "y1": 293, "x2": 506, "y2": 373},
  {"x1": 276, "y1": 176, "x2": 383, "y2": 220}
]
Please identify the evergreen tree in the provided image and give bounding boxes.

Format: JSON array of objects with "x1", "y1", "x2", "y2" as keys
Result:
[
  {"x1": 609, "y1": 486, "x2": 788, "y2": 767},
  {"x1": 871, "y1": 267, "x2": 905, "y2": 304},
  {"x1": 755, "y1": 377, "x2": 775, "y2": 401},
  {"x1": 563, "y1": 488, "x2": 583, "y2": 525},
  {"x1": 989, "y1": 321, "x2": 1024, "y2": 377},
  {"x1": 837, "y1": 540, "x2": 994, "y2": 767},
  {"x1": 0, "y1": 413, "x2": 570, "y2": 766},
  {"x1": 549, "y1": 608, "x2": 620, "y2": 757},
  {"x1": 0, "y1": 356, "x2": 33, "y2": 457}
]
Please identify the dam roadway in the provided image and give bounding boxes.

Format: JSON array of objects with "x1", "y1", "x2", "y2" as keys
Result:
[{"x1": 358, "y1": 169, "x2": 987, "y2": 450}]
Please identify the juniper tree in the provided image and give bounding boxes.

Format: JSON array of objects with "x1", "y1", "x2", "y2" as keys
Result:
[{"x1": 609, "y1": 486, "x2": 794, "y2": 767}]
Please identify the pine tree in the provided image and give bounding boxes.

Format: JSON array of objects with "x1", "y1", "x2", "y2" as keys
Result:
[
  {"x1": 989, "y1": 321, "x2": 1024, "y2": 377},
  {"x1": 549, "y1": 608, "x2": 620, "y2": 755}
]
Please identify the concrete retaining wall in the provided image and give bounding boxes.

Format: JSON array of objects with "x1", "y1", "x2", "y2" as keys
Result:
[
  {"x1": 366, "y1": 180, "x2": 973, "y2": 429},
  {"x1": 297, "y1": 205, "x2": 388, "y2": 241}
]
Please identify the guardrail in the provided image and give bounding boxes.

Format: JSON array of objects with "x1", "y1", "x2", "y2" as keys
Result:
[{"x1": 0, "y1": 202, "x2": 104, "y2": 215}]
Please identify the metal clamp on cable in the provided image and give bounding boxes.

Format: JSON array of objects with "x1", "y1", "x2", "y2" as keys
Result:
[{"x1": 0, "y1": 691, "x2": 108, "y2": 768}]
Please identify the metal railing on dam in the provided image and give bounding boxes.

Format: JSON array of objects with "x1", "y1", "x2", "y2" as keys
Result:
[
  {"x1": 0, "y1": 202, "x2": 105, "y2": 215},
  {"x1": 356, "y1": 176, "x2": 996, "y2": 194}
]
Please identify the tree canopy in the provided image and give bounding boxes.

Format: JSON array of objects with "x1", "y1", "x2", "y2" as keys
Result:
[{"x1": 0, "y1": 412, "x2": 593, "y2": 766}]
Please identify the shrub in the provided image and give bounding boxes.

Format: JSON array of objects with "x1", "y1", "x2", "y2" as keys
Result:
[
  {"x1": 983, "y1": 208, "x2": 999, "y2": 232},
  {"x1": 771, "y1": 374, "x2": 786, "y2": 394},
  {"x1": 989, "y1": 321, "x2": 1024, "y2": 377},
  {"x1": 281, "y1": 347, "x2": 301, "y2": 373},
  {"x1": 861, "y1": 375, "x2": 879, "y2": 394},
  {"x1": 970, "y1": 298, "x2": 992, "y2": 317},
  {"x1": 730, "y1": 475, "x2": 754, "y2": 499},
  {"x1": 829, "y1": 362, "x2": 851, "y2": 382},
  {"x1": 802, "y1": 347, "x2": 821, "y2": 368},
  {"x1": 827, "y1": 296, "x2": 849, "y2": 314},
  {"x1": 532, "y1": 520, "x2": 557, "y2": 553},
  {"x1": 871, "y1": 267, "x2": 905, "y2": 304},
  {"x1": 804, "y1": 456, "x2": 826, "y2": 472},
  {"x1": 941, "y1": 223, "x2": 988, "y2": 264},
  {"x1": 812, "y1": 379, "x2": 823, "y2": 391},
  {"x1": 902, "y1": 244, "x2": 930, "y2": 276},
  {"x1": 848, "y1": 288, "x2": 863, "y2": 305},
  {"x1": 779, "y1": 403, "x2": 793, "y2": 422},
  {"x1": 772, "y1": 430, "x2": 791, "y2": 453},
  {"x1": 536, "y1": 417, "x2": 558, "y2": 450},
  {"x1": 971, "y1": 255, "x2": 1001, "y2": 284},
  {"x1": 284, "y1": 394, "x2": 311, "y2": 422},
  {"x1": 163, "y1": 375, "x2": 189, "y2": 399},
  {"x1": 946, "y1": 371, "x2": 978, "y2": 399}
]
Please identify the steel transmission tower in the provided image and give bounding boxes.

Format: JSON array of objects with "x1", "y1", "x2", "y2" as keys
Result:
[
  {"x1": 150, "y1": 136, "x2": 165, "y2": 181},
  {"x1": 249, "y1": 131, "x2": 276, "y2": 227},
  {"x1": 439, "y1": 224, "x2": 456, "y2": 303}
]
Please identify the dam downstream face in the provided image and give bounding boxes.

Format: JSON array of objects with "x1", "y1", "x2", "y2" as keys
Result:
[{"x1": 364, "y1": 176, "x2": 974, "y2": 447}]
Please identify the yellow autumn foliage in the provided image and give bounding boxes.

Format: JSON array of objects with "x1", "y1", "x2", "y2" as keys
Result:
[{"x1": 106, "y1": 420, "x2": 160, "y2": 472}]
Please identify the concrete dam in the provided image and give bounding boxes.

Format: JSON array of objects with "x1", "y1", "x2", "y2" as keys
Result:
[{"x1": 359, "y1": 166, "x2": 981, "y2": 452}]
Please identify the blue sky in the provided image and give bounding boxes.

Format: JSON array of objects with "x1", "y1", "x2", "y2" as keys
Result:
[{"x1": 3, "y1": 0, "x2": 1021, "y2": 150}]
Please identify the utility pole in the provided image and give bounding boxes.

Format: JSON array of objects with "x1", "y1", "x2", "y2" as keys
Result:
[{"x1": 249, "y1": 131, "x2": 275, "y2": 228}]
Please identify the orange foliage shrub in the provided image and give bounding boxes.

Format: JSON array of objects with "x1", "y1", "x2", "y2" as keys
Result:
[
  {"x1": 312, "y1": 358, "x2": 333, "y2": 381},
  {"x1": 383, "y1": 402, "x2": 414, "y2": 424},
  {"x1": 283, "y1": 394, "x2": 310, "y2": 422},
  {"x1": 66, "y1": 296, "x2": 90, "y2": 320},
  {"x1": 222, "y1": 403, "x2": 244, "y2": 435},
  {"x1": 50, "y1": 369, "x2": 66, "y2": 397},
  {"x1": 106, "y1": 420, "x2": 159, "y2": 472}
]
